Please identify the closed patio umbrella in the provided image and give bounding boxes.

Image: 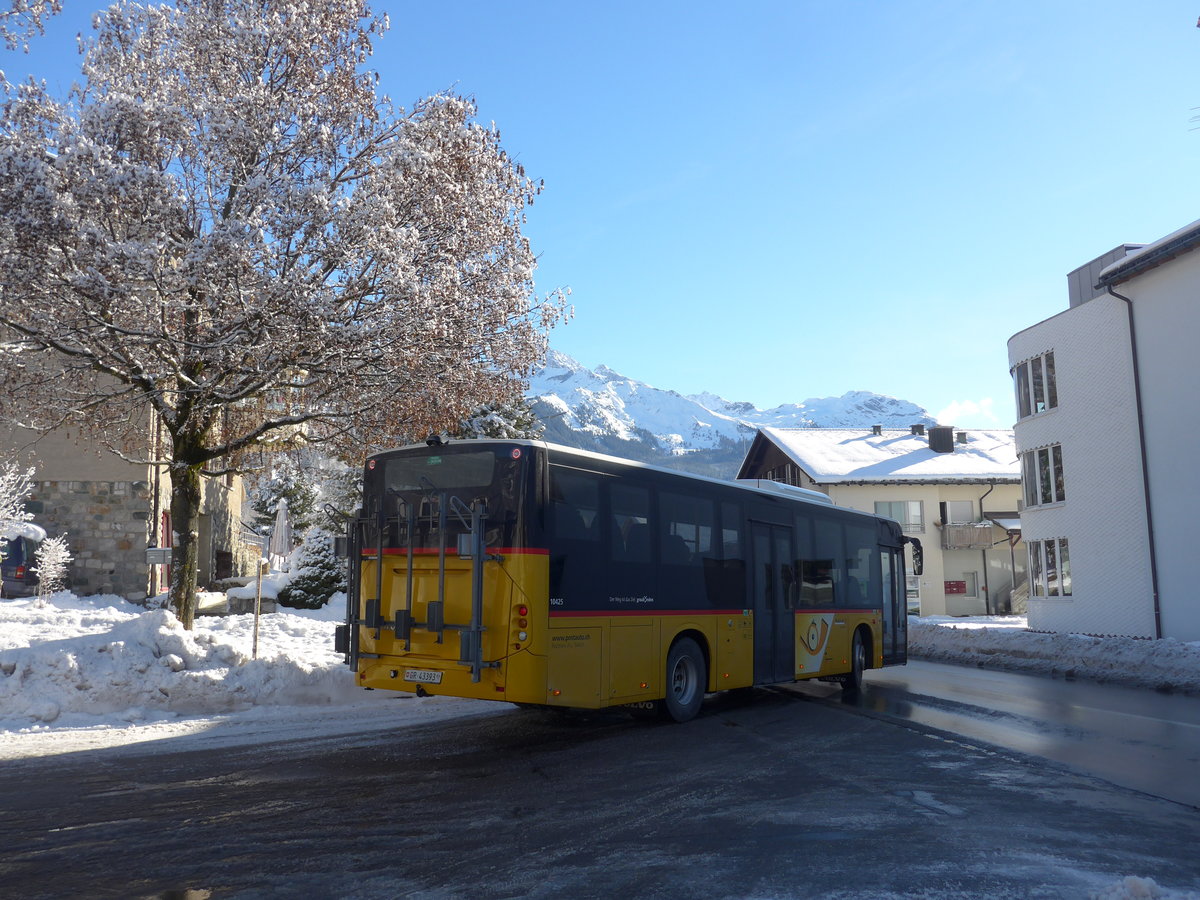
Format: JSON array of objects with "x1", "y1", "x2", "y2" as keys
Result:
[{"x1": 267, "y1": 498, "x2": 292, "y2": 572}]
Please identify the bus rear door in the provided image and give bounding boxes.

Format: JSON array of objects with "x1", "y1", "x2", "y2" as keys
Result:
[{"x1": 750, "y1": 521, "x2": 795, "y2": 684}]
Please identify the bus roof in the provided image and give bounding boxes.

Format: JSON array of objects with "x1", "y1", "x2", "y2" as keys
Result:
[{"x1": 371, "y1": 439, "x2": 849, "y2": 513}]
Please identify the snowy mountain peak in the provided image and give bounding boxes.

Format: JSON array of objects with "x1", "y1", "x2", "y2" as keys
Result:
[
  {"x1": 593, "y1": 364, "x2": 629, "y2": 382},
  {"x1": 528, "y1": 351, "x2": 936, "y2": 475}
]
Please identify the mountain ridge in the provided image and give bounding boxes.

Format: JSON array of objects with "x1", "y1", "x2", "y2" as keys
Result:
[{"x1": 527, "y1": 350, "x2": 936, "y2": 477}]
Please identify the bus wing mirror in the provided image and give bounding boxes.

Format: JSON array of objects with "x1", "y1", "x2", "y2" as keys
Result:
[{"x1": 333, "y1": 536, "x2": 349, "y2": 559}]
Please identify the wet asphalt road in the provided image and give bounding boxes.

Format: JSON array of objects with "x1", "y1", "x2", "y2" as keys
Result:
[
  {"x1": 2, "y1": 672, "x2": 1200, "y2": 900},
  {"x1": 813, "y1": 660, "x2": 1200, "y2": 808}
]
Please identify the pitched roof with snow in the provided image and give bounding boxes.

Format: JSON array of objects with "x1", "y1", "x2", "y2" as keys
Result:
[
  {"x1": 1096, "y1": 218, "x2": 1200, "y2": 287},
  {"x1": 740, "y1": 427, "x2": 1019, "y2": 485}
]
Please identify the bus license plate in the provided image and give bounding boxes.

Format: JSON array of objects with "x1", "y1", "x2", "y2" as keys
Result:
[{"x1": 404, "y1": 669, "x2": 442, "y2": 684}]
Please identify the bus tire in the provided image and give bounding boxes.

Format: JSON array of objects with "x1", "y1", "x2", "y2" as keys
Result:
[
  {"x1": 662, "y1": 637, "x2": 706, "y2": 723},
  {"x1": 842, "y1": 629, "x2": 867, "y2": 694}
]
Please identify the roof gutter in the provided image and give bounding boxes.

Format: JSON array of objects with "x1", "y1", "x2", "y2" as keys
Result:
[
  {"x1": 1105, "y1": 285, "x2": 1162, "y2": 639},
  {"x1": 1097, "y1": 222, "x2": 1200, "y2": 287}
]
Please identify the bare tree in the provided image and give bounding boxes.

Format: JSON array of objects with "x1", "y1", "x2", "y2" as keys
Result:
[{"x1": 0, "y1": 0, "x2": 566, "y2": 628}]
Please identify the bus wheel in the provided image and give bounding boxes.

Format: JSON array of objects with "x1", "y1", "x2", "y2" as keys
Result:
[
  {"x1": 842, "y1": 630, "x2": 867, "y2": 694},
  {"x1": 663, "y1": 637, "x2": 706, "y2": 723}
]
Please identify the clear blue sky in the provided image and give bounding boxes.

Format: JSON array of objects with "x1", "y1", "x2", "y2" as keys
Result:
[{"x1": 5, "y1": 1, "x2": 1199, "y2": 426}]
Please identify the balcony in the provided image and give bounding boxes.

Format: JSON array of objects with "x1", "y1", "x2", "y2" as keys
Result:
[{"x1": 940, "y1": 522, "x2": 996, "y2": 551}]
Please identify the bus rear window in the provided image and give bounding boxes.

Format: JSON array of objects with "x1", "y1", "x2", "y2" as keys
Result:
[
  {"x1": 385, "y1": 452, "x2": 497, "y2": 492},
  {"x1": 366, "y1": 447, "x2": 526, "y2": 551}
]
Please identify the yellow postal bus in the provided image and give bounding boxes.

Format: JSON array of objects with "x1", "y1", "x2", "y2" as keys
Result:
[{"x1": 336, "y1": 439, "x2": 920, "y2": 722}]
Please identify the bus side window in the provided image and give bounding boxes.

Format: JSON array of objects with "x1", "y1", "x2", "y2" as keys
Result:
[
  {"x1": 845, "y1": 525, "x2": 880, "y2": 608},
  {"x1": 660, "y1": 492, "x2": 715, "y2": 566},
  {"x1": 611, "y1": 483, "x2": 651, "y2": 562},
  {"x1": 720, "y1": 501, "x2": 742, "y2": 559},
  {"x1": 802, "y1": 559, "x2": 836, "y2": 606},
  {"x1": 550, "y1": 468, "x2": 600, "y2": 542},
  {"x1": 813, "y1": 517, "x2": 844, "y2": 606}
]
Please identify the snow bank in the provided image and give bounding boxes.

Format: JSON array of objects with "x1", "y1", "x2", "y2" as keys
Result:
[
  {"x1": 0, "y1": 592, "x2": 360, "y2": 727},
  {"x1": 910, "y1": 616, "x2": 1200, "y2": 695},
  {"x1": 1091, "y1": 875, "x2": 1200, "y2": 900}
]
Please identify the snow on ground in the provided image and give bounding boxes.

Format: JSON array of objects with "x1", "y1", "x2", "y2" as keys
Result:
[
  {"x1": 0, "y1": 591, "x2": 504, "y2": 761},
  {"x1": 3, "y1": 593, "x2": 1198, "y2": 762},
  {"x1": 909, "y1": 615, "x2": 1200, "y2": 695},
  {"x1": 2, "y1": 593, "x2": 1198, "y2": 899}
]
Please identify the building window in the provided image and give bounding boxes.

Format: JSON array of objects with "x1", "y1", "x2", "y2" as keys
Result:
[
  {"x1": 1029, "y1": 538, "x2": 1071, "y2": 597},
  {"x1": 1013, "y1": 351, "x2": 1058, "y2": 420},
  {"x1": 765, "y1": 463, "x2": 802, "y2": 487},
  {"x1": 941, "y1": 500, "x2": 974, "y2": 524},
  {"x1": 905, "y1": 574, "x2": 920, "y2": 602},
  {"x1": 963, "y1": 571, "x2": 978, "y2": 597},
  {"x1": 875, "y1": 500, "x2": 924, "y2": 534},
  {"x1": 1021, "y1": 445, "x2": 1066, "y2": 508}
]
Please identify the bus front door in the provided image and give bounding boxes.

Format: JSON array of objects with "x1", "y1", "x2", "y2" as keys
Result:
[
  {"x1": 751, "y1": 522, "x2": 795, "y2": 684},
  {"x1": 880, "y1": 547, "x2": 907, "y2": 665}
]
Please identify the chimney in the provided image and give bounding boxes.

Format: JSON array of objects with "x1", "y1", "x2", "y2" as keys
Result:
[
  {"x1": 871, "y1": 424, "x2": 883, "y2": 436},
  {"x1": 928, "y1": 425, "x2": 955, "y2": 453},
  {"x1": 910, "y1": 424, "x2": 925, "y2": 436},
  {"x1": 956, "y1": 431, "x2": 968, "y2": 445}
]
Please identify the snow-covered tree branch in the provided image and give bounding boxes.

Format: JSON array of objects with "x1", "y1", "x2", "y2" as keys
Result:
[
  {"x1": 0, "y1": 0, "x2": 62, "y2": 51},
  {"x1": 33, "y1": 532, "x2": 70, "y2": 603},
  {"x1": 0, "y1": 460, "x2": 44, "y2": 543},
  {"x1": 0, "y1": 0, "x2": 567, "y2": 628}
]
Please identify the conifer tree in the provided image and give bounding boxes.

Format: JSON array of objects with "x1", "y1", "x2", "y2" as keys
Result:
[{"x1": 277, "y1": 529, "x2": 346, "y2": 611}]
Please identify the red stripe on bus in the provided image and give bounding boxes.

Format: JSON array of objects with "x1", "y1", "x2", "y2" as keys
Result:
[
  {"x1": 549, "y1": 609, "x2": 745, "y2": 618},
  {"x1": 370, "y1": 547, "x2": 550, "y2": 557},
  {"x1": 793, "y1": 608, "x2": 880, "y2": 615}
]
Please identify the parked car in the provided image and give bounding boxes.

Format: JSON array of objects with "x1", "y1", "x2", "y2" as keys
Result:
[{"x1": 1, "y1": 535, "x2": 41, "y2": 598}]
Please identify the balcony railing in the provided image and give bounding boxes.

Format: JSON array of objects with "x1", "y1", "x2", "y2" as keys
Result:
[{"x1": 940, "y1": 522, "x2": 996, "y2": 551}]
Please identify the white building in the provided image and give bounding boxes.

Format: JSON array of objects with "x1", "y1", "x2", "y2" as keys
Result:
[
  {"x1": 1008, "y1": 221, "x2": 1200, "y2": 640},
  {"x1": 737, "y1": 426, "x2": 1023, "y2": 617}
]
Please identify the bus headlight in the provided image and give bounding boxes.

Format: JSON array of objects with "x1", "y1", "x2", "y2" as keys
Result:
[{"x1": 517, "y1": 631, "x2": 528, "y2": 642}]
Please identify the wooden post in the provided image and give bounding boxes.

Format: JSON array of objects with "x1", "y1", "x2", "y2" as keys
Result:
[{"x1": 253, "y1": 557, "x2": 268, "y2": 660}]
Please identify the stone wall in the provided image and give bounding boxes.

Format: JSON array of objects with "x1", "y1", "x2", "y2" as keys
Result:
[{"x1": 26, "y1": 479, "x2": 154, "y2": 601}]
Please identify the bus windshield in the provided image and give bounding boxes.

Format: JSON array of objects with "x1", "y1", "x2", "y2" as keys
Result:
[{"x1": 366, "y1": 445, "x2": 527, "y2": 551}]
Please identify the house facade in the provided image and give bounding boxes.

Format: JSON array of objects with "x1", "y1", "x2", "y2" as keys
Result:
[
  {"x1": 737, "y1": 426, "x2": 1023, "y2": 617},
  {"x1": 1, "y1": 420, "x2": 257, "y2": 601},
  {"x1": 1009, "y1": 223, "x2": 1200, "y2": 641}
]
